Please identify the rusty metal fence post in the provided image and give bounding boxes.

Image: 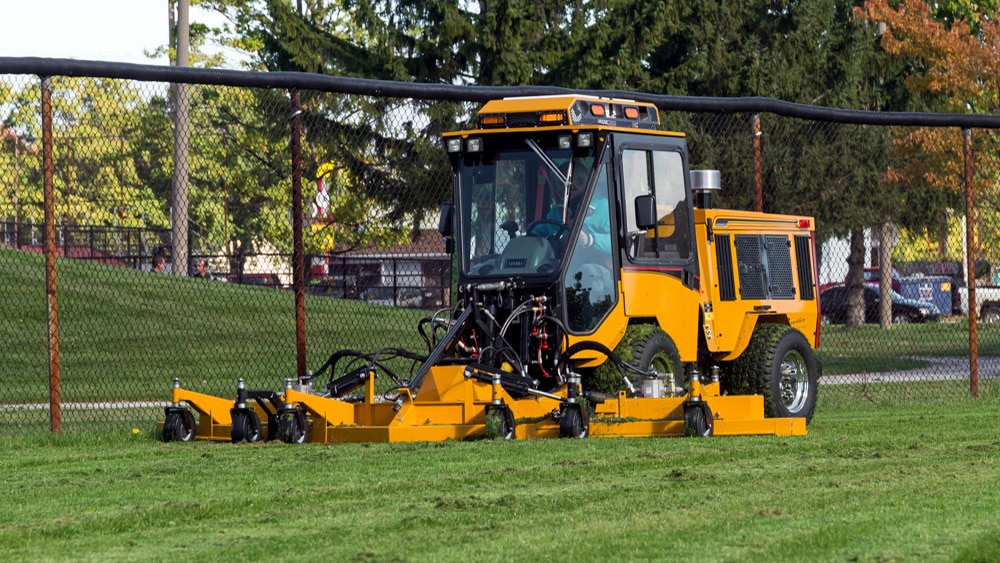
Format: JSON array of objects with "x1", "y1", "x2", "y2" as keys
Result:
[
  {"x1": 290, "y1": 89, "x2": 307, "y2": 379},
  {"x1": 753, "y1": 113, "x2": 763, "y2": 213},
  {"x1": 41, "y1": 76, "x2": 61, "y2": 432}
]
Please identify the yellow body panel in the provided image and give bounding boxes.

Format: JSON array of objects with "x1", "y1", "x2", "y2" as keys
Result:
[
  {"x1": 620, "y1": 270, "x2": 701, "y2": 361},
  {"x1": 694, "y1": 208, "x2": 819, "y2": 360},
  {"x1": 565, "y1": 287, "x2": 629, "y2": 366},
  {"x1": 171, "y1": 387, "x2": 238, "y2": 441}
]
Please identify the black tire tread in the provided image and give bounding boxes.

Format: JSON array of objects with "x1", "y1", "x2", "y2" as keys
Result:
[{"x1": 723, "y1": 324, "x2": 817, "y2": 422}]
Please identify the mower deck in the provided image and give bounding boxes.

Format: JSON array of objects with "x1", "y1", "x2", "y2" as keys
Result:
[{"x1": 160, "y1": 364, "x2": 806, "y2": 444}]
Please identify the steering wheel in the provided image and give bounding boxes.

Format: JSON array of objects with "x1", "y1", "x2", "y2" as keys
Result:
[{"x1": 526, "y1": 219, "x2": 569, "y2": 239}]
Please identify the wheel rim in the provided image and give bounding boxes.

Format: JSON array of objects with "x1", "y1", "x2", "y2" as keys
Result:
[
  {"x1": 176, "y1": 411, "x2": 194, "y2": 442},
  {"x1": 246, "y1": 413, "x2": 261, "y2": 443},
  {"x1": 779, "y1": 349, "x2": 810, "y2": 414},
  {"x1": 650, "y1": 352, "x2": 674, "y2": 378}
]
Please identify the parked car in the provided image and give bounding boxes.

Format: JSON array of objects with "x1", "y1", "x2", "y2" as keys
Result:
[
  {"x1": 228, "y1": 273, "x2": 283, "y2": 288},
  {"x1": 860, "y1": 267, "x2": 902, "y2": 292},
  {"x1": 360, "y1": 286, "x2": 424, "y2": 308},
  {"x1": 819, "y1": 284, "x2": 940, "y2": 325},
  {"x1": 307, "y1": 275, "x2": 358, "y2": 299}
]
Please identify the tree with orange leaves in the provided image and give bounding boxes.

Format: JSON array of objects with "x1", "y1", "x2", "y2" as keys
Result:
[{"x1": 857, "y1": 0, "x2": 1000, "y2": 268}]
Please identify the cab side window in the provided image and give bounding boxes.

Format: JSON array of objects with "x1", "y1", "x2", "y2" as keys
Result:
[{"x1": 622, "y1": 148, "x2": 690, "y2": 261}]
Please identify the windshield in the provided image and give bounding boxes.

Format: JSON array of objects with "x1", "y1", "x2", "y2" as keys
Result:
[{"x1": 457, "y1": 135, "x2": 597, "y2": 277}]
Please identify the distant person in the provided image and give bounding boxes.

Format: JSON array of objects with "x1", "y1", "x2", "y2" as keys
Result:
[
  {"x1": 151, "y1": 255, "x2": 165, "y2": 274},
  {"x1": 193, "y1": 259, "x2": 210, "y2": 279}
]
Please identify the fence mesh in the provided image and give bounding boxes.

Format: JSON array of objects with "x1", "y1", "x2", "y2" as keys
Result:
[{"x1": 2, "y1": 68, "x2": 999, "y2": 434}]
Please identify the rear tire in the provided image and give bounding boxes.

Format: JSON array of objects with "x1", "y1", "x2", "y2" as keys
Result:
[
  {"x1": 723, "y1": 324, "x2": 818, "y2": 422},
  {"x1": 981, "y1": 306, "x2": 1000, "y2": 323}
]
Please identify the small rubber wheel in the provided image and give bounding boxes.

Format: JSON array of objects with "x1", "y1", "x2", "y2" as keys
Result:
[
  {"x1": 277, "y1": 410, "x2": 308, "y2": 444},
  {"x1": 559, "y1": 404, "x2": 589, "y2": 439},
  {"x1": 230, "y1": 409, "x2": 262, "y2": 443},
  {"x1": 683, "y1": 403, "x2": 713, "y2": 437},
  {"x1": 486, "y1": 406, "x2": 516, "y2": 440},
  {"x1": 162, "y1": 409, "x2": 195, "y2": 442},
  {"x1": 162, "y1": 411, "x2": 179, "y2": 442}
]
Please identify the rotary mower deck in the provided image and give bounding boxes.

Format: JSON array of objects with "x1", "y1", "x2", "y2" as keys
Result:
[{"x1": 161, "y1": 359, "x2": 805, "y2": 444}]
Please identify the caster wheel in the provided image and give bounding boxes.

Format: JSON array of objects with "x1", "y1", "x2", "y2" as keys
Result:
[
  {"x1": 559, "y1": 404, "x2": 589, "y2": 439},
  {"x1": 485, "y1": 406, "x2": 516, "y2": 440},
  {"x1": 277, "y1": 409, "x2": 308, "y2": 444},
  {"x1": 162, "y1": 408, "x2": 195, "y2": 442},
  {"x1": 230, "y1": 409, "x2": 262, "y2": 443},
  {"x1": 683, "y1": 402, "x2": 713, "y2": 437}
]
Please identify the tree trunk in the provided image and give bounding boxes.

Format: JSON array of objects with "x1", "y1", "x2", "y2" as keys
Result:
[
  {"x1": 846, "y1": 229, "x2": 866, "y2": 328},
  {"x1": 879, "y1": 223, "x2": 893, "y2": 329}
]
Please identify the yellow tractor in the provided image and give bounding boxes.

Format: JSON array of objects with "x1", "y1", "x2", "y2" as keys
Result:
[{"x1": 162, "y1": 95, "x2": 819, "y2": 443}]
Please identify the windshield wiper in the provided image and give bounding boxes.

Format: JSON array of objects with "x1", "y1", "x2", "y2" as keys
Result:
[{"x1": 525, "y1": 139, "x2": 573, "y2": 222}]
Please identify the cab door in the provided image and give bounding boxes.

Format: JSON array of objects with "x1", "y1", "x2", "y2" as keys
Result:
[{"x1": 613, "y1": 134, "x2": 701, "y2": 357}]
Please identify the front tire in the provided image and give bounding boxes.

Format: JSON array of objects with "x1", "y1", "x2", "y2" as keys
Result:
[
  {"x1": 981, "y1": 306, "x2": 1000, "y2": 323},
  {"x1": 591, "y1": 325, "x2": 682, "y2": 396}
]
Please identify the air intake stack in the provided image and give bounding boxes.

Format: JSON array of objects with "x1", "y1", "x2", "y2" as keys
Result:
[{"x1": 690, "y1": 170, "x2": 721, "y2": 209}]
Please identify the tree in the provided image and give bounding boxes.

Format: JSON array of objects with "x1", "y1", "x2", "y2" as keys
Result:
[
  {"x1": 857, "y1": 0, "x2": 1000, "y2": 269},
  {"x1": 0, "y1": 77, "x2": 169, "y2": 231},
  {"x1": 641, "y1": 1, "x2": 930, "y2": 328}
]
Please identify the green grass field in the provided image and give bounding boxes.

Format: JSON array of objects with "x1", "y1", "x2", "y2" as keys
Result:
[
  {"x1": 2, "y1": 398, "x2": 999, "y2": 560},
  {"x1": 3, "y1": 244, "x2": 1000, "y2": 560}
]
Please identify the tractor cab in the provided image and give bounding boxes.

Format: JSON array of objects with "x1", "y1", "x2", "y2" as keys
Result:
[
  {"x1": 447, "y1": 131, "x2": 618, "y2": 329},
  {"x1": 442, "y1": 96, "x2": 696, "y2": 335}
]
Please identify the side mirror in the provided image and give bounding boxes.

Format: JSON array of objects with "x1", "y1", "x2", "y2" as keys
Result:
[
  {"x1": 438, "y1": 202, "x2": 454, "y2": 255},
  {"x1": 634, "y1": 195, "x2": 656, "y2": 230},
  {"x1": 438, "y1": 202, "x2": 453, "y2": 237}
]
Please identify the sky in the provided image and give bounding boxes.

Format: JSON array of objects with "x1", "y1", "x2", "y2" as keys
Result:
[{"x1": 0, "y1": 1, "x2": 230, "y2": 66}]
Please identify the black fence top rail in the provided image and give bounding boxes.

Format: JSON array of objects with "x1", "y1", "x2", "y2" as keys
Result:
[{"x1": 3, "y1": 56, "x2": 1000, "y2": 129}]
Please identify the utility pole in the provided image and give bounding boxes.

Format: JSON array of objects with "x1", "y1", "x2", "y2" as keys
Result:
[{"x1": 171, "y1": 0, "x2": 190, "y2": 275}]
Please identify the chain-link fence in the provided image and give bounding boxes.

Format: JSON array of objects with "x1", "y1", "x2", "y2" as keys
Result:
[{"x1": 3, "y1": 60, "x2": 1000, "y2": 434}]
